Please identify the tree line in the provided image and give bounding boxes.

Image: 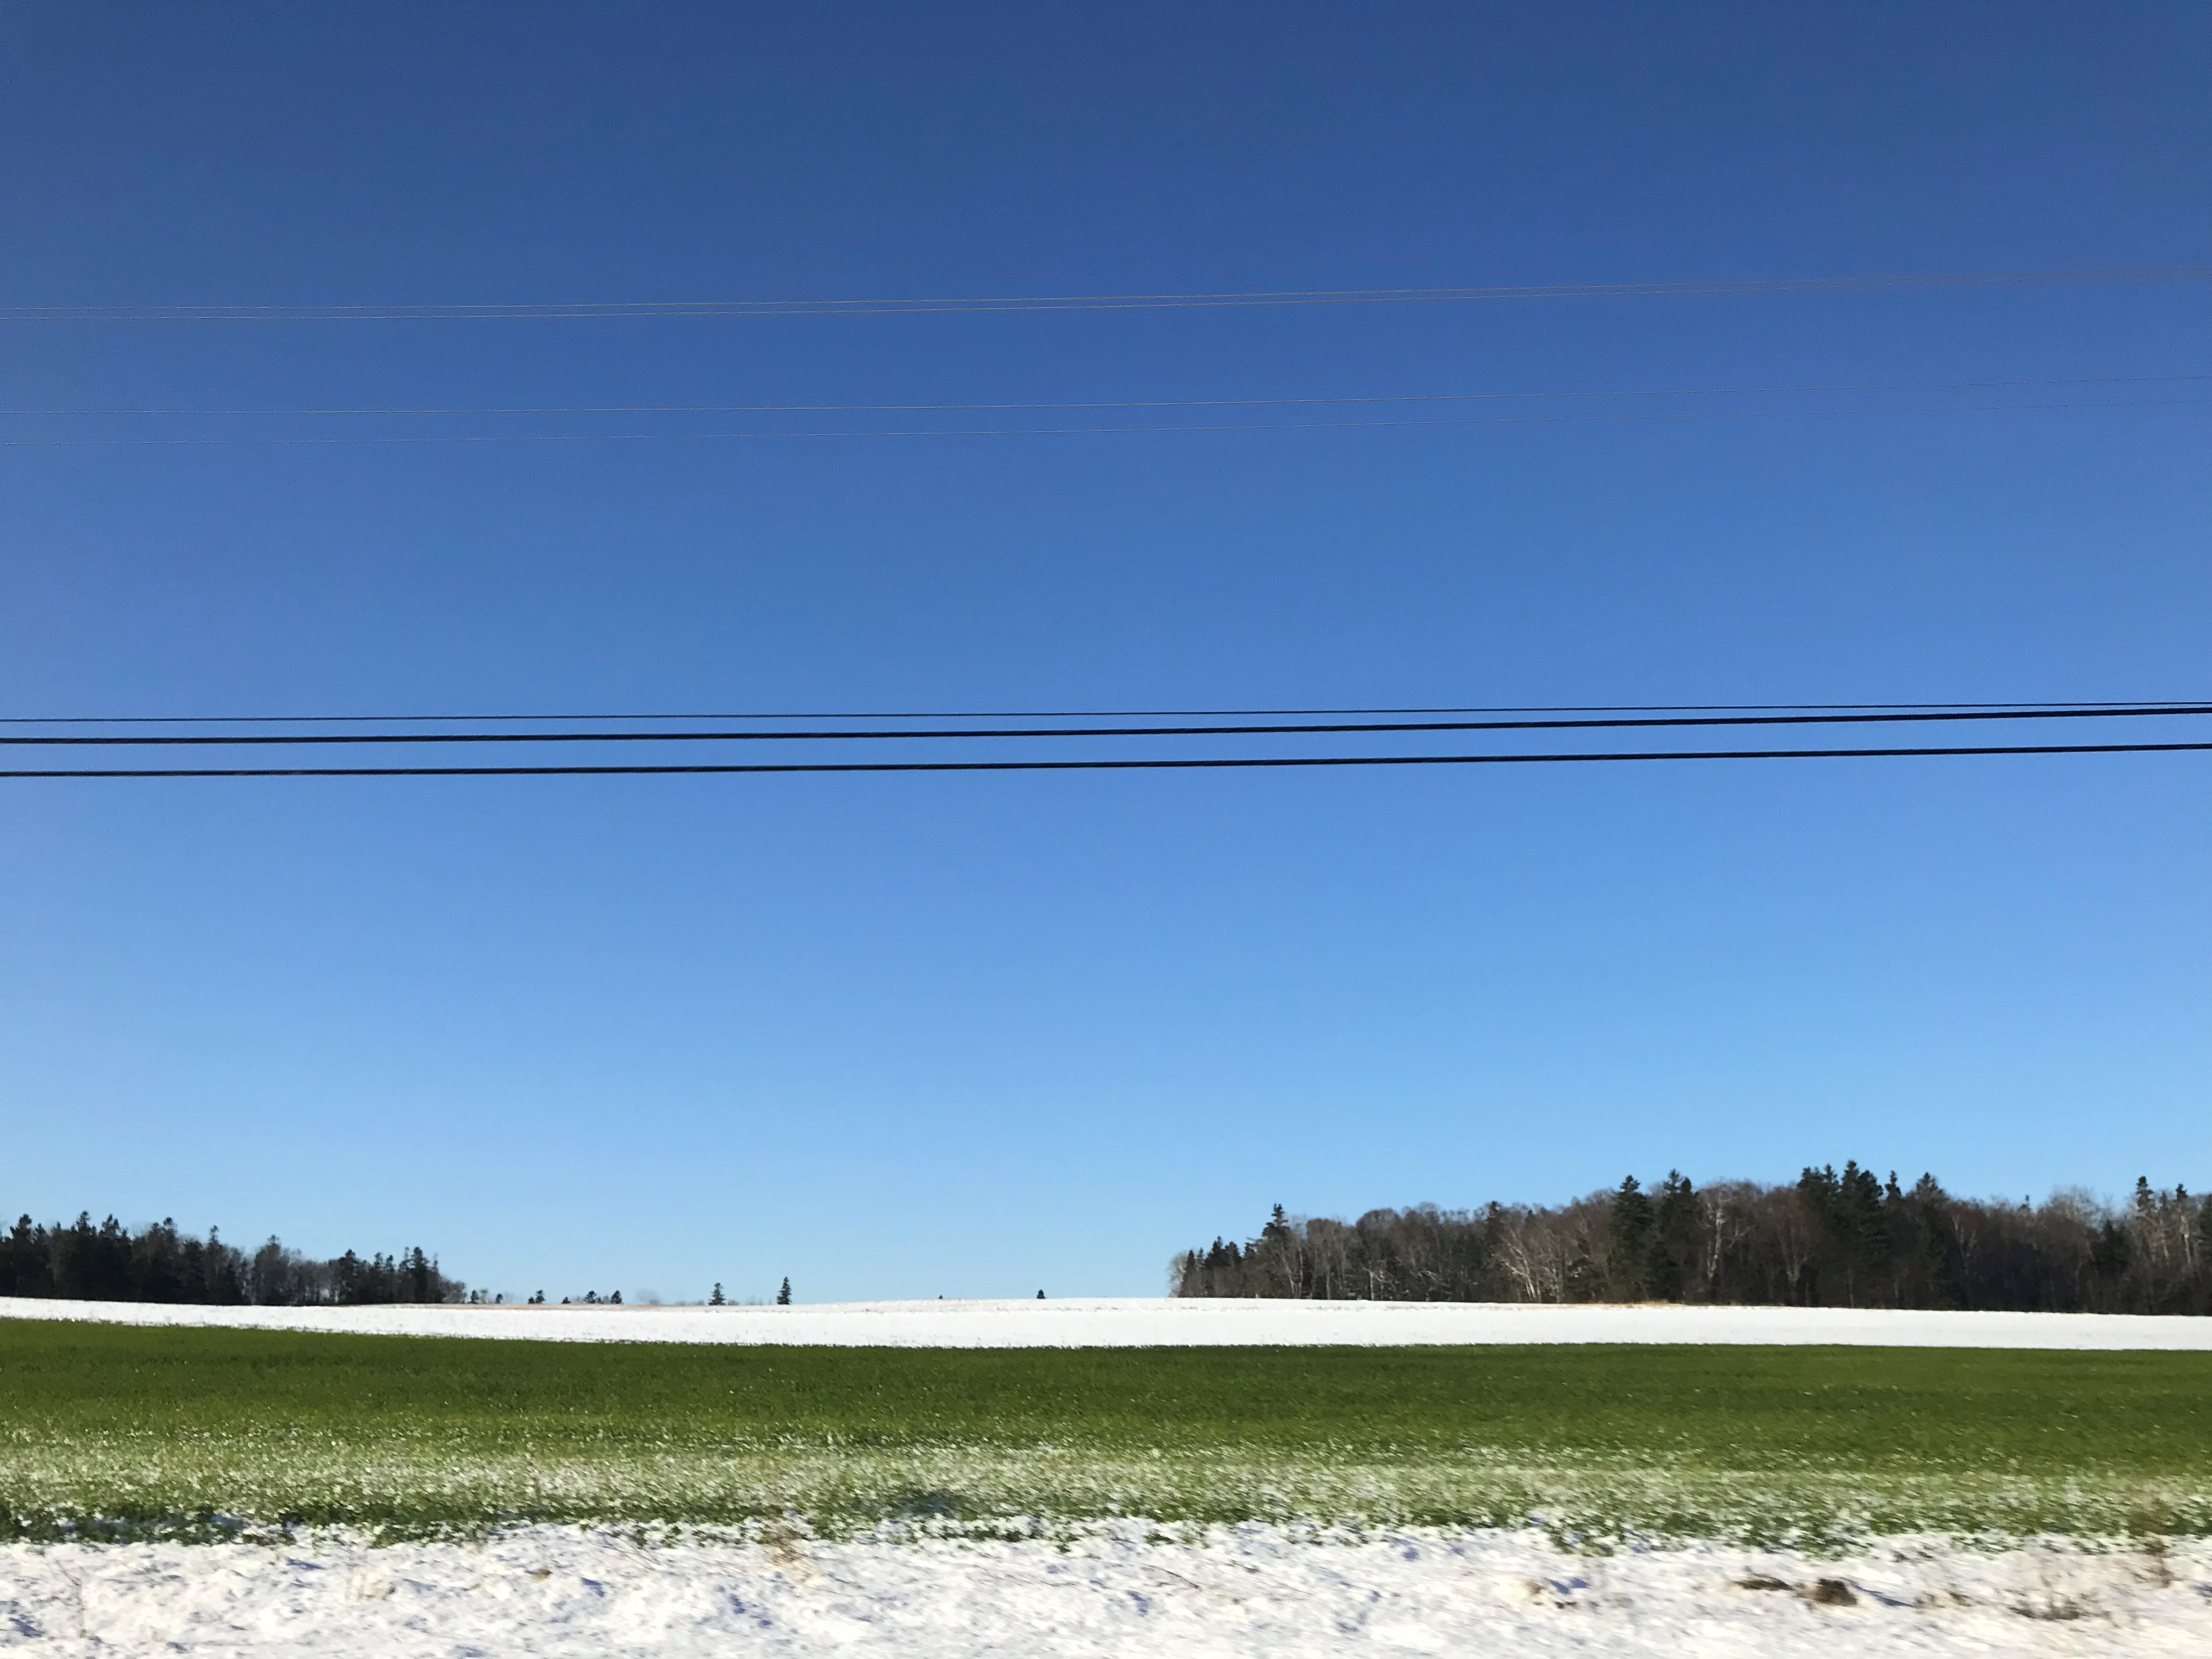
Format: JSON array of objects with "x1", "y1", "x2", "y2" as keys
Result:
[
  {"x1": 0, "y1": 1212, "x2": 466, "y2": 1305},
  {"x1": 1172, "y1": 1164, "x2": 2212, "y2": 1314}
]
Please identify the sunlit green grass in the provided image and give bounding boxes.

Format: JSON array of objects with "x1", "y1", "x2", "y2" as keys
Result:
[{"x1": 3, "y1": 1319, "x2": 2207, "y2": 1541}]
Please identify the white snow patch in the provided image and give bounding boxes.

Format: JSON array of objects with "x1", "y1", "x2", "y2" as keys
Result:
[
  {"x1": 6, "y1": 1295, "x2": 2211, "y2": 1348},
  {"x1": 0, "y1": 1525, "x2": 2204, "y2": 1656}
]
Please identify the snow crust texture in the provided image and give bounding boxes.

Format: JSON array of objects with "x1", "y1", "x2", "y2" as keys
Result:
[
  {"x1": 8, "y1": 1296, "x2": 2212, "y2": 1348},
  {"x1": 1, "y1": 1526, "x2": 2207, "y2": 1657}
]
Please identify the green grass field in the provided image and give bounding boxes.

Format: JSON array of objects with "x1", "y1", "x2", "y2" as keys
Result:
[{"x1": 4, "y1": 1320, "x2": 2208, "y2": 1542}]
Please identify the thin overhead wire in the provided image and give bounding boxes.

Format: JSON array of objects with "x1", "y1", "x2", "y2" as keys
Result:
[
  {"x1": 6, "y1": 704, "x2": 2209, "y2": 747},
  {"x1": 4, "y1": 374, "x2": 2199, "y2": 419},
  {"x1": 4, "y1": 396, "x2": 2203, "y2": 446},
  {"x1": 4, "y1": 266, "x2": 2208, "y2": 323},
  {"x1": 9, "y1": 741, "x2": 2211, "y2": 778},
  {"x1": 3, "y1": 701, "x2": 2194, "y2": 727}
]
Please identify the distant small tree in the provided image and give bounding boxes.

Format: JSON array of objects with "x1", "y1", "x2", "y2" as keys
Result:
[
  {"x1": 777, "y1": 1276, "x2": 792, "y2": 1305},
  {"x1": 709, "y1": 1282, "x2": 725, "y2": 1306},
  {"x1": 610, "y1": 1289, "x2": 622, "y2": 1304},
  {"x1": 1036, "y1": 1289, "x2": 1045, "y2": 1299}
]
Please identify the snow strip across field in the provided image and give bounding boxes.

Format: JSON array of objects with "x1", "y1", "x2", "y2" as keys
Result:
[
  {"x1": 6, "y1": 1294, "x2": 2211, "y2": 1348},
  {"x1": 1, "y1": 1525, "x2": 2205, "y2": 1657}
]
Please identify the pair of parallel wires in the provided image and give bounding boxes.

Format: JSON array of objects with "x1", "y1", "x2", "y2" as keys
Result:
[{"x1": 5, "y1": 701, "x2": 2208, "y2": 778}]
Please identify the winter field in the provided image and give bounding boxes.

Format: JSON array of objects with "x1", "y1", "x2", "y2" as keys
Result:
[
  {"x1": 5, "y1": 1522, "x2": 2209, "y2": 1657},
  {"x1": 4, "y1": 1302, "x2": 2210, "y2": 1652},
  {"x1": 12, "y1": 1293, "x2": 2212, "y2": 1348}
]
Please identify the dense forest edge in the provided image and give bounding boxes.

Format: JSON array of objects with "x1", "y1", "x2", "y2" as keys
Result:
[
  {"x1": 1174, "y1": 1164, "x2": 2212, "y2": 1314},
  {"x1": 1, "y1": 1213, "x2": 470, "y2": 1305}
]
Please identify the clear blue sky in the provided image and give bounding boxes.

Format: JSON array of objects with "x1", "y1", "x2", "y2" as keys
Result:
[{"x1": 2, "y1": 3, "x2": 2207, "y2": 1302}]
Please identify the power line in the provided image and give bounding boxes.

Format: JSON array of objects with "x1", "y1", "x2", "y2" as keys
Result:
[
  {"x1": 4, "y1": 266, "x2": 2206, "y2": 323},
  {"x1": 5, "y1": 374, "x2": 2197, "y2": 419},
  {"x1": 4, "y1": 396, "x2": 2202, "y2": 446},
  {"x1": 9, "y1": 741, "x2": 2210, "y2": 778},
  {"x1": 4, "y1": 700, "x2": 2193, "y2": 727},
  {"x1": 7, "y1": 704, "x2": 2208, "y2": 747}
]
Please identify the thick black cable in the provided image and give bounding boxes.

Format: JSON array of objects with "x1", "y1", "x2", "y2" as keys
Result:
[
  {"x1": 9, "y1": 740, "x2": 2210, "y2": 778},
  {"x1": 5, "y1": 704, "x2": 2210, "y2": 747},
  {"x1": 3, "y1": 700, "x2": 2197, "y2": 726}
]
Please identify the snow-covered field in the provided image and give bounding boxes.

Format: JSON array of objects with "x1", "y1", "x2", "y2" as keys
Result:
[
  {"x1": 11, "y1": 1300, "x2": 2208, "y2": 1651},
  {"x1": 1, "y1": 1524, "x2": 2205, "y2": 1657},
  {"x1": 8, "y1": 1294, "x2": 2211, "y2": 1348}
]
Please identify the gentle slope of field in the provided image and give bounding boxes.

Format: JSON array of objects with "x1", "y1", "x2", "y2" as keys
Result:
[
  {"x1": 4, "y1": 1319, "x2": 2208, "y2": 1541},
  {"x1": 9, "y1": 1294, "x2": 2212, "y2": 1348}
]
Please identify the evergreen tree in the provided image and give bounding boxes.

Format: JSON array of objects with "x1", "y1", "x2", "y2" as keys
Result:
[
  {"x1": 1796, "y1": 1163, "x2": 1886, "y2": 1305},
  {"x1": 1606, "y1": 1176, "x2": 1654, "y2": 1298},
  {"x1": 1907, "y1": 1173, "x2": 1960, "y2": 1308},
  {"x1": 1480, "y1": 1202, "x2": 1505, "y2": 1262},
  {"x1": 1795, "y1": 1164, "x2": 1840, "y2": 1303},
  {"x1": 1650, "y1": 1172, "x2": 1697, "y2": 1300},
  {"x1": 334, "y1": 1249, "x2": 368, "y2": 1306},
  {"x1": 709, "y1": 1282, "x2": 725, "y2": 1306},
  {"x1": 1835, "y1": 1161, "x2": 1889, "y2": 1305},
  {"x1": 777, "y1": 1276, "x2": 792, "y2": 1306},
  {"x1": 3, "y1": 1216, "x2": 52, "y2": 1297}
]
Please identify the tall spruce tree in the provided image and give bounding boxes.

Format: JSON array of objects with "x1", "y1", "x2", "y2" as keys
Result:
[
  {"x1": 1607, "y1": 1176, "x2": 1654, "y2": 1299},
  {"x1": 1907, "y1": 1173, "x2": 1960, "y2": 1308},
  {"x1": 1836, "y1": 1161, "x2": 1889, "y2": 1306},
  {"x1": 1650, "y1": 1171, "x2": 1696, "y2": 1300}
]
